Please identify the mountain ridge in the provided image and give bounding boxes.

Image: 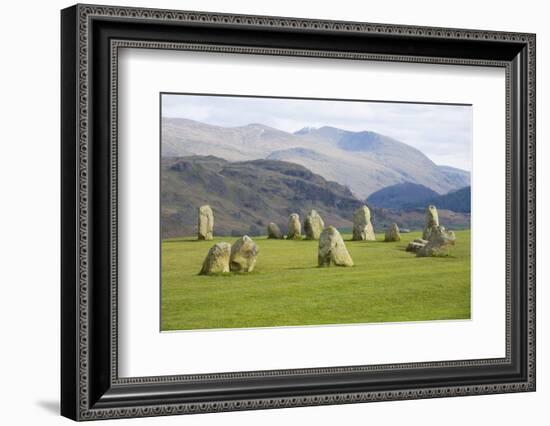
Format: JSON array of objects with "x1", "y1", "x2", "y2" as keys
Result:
[{"x1": 162, "y1": 117, "x2": 470, "y2": 198}]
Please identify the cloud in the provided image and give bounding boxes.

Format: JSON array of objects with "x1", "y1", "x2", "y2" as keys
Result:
[{"x1": 162, "y1": 94, "x2": 472, "y2": 171}]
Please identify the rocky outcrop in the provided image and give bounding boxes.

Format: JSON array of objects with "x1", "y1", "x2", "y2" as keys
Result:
[
  {"x1": 287, "y1": 213, "x2": 302, "y2": 239},
  {"x1": 267, "y1": 222, "x2": 283, "y2": 239},
  {"x1": 318, "y1": 226, "x2": 354, "y2": 267},
  {"x1": 230, "y1": 235, "x2": 259, "y2": 272},
  {"x1": 417, "y1": 226, "x2": 456, "y2": 257},
  {"x1": 352, "y1": 206, "x2": 376, "y2": 241},
  {"x1": 199, "y1": 242, "x2": 231, "y2": 275},
  {"x1": 384, "y1": 223, "x2": 401, "y2": 242},
  {"x1": 406, "y1": 205, "x2": 457, "y2": 256},
  {"x1": 422, "y1": 205, "x2": 439, "y2": 240},
  {"x1": 197, "y1": 205, "x2": 214, "y2": 240},
  {"x1": 304, "y1": 210, "x2": 325, "y2": 240}
]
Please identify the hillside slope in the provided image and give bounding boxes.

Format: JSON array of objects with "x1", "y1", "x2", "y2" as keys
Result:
[
  {"x1": 438, "y1": 165, "x2": 471, "y2": 189},
  {"x1": 161, "y1": 156, "x2": 364, "y2": 238}
]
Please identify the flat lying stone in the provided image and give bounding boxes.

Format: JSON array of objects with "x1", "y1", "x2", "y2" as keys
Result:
[{"x1": 406, "y1": 242, "x2": 425, "y2": 252}]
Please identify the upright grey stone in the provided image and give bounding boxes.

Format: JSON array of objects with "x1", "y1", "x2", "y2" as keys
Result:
[
  {"x1": 304, "y1": 210, "x2": 325, "y2": 240},
  {"x1": 199, "y1": 242, "x2": 231, "y2": 275},
  {"x1": 287, "y1": 213, "x2": 302, "y2": 239},
  {"x1": 318, "y1": 226, "x2": 354, "y2": 267},
  {"x1": 230, "y1": 235, "x2": 259, "y2": 272},
  {"x1": 384, "y1": 223, "x2": 401, "y2": 242},
  {"x1": 352, "y1": 205, "x2": 376, "y2": 241},
  {"x1": 197, "y1": 205, "x2": 214, "y2": 240},
  {"x1": 267, "y1": 222, "x2": 283, "y2": 239},
  {"x1": 422, "y1": 205, "x2": 439, "y2": 240}
]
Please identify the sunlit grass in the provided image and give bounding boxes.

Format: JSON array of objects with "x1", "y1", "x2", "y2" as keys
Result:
[{"x1": 161, "y1": 230, "x2": 470, "y2": 331}]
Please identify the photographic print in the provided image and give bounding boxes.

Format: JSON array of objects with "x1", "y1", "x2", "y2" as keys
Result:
[
  {"x1": 160, "y1": 93, "x2": 472, "y2": 331},
  {"x1": 61, "y1": 7, "x2": 535, "y2": 418}
]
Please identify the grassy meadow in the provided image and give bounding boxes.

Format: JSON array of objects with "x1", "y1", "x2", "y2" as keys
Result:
[{"x1": 161, "y1": 230, "x2": 470, "y2": 331}]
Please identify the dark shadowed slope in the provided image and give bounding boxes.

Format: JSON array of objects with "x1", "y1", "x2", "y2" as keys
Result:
[
  {"x1": 367, "y1": 182, "x2": 440, "y2": 209},
  {"x1": 161, "y1": 156, "x2": 364, "y2": 238},
  {"x1": 403, "y1": 186, "x2": 471, "y2": 213}
]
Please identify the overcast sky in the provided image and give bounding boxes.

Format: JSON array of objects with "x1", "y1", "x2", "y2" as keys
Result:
[{"x1": 162, "y1": 94, "x2": 472, "y2": 171}]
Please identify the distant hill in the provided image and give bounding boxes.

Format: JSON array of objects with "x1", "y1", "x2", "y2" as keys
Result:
[
  {"x1": 162, "y1": 117, "x2": 470, "y2": 198},
  {"x1": 403, "y1": 186, "x2": 471, "y2": 213},
  {"x1": 161, "y1": 156, "x2": 470, "y2": 238},
  {"x1": 368, "y1": 181, "x2": 471, "y2": 213},
  {"x1": 373, "y1": 207, "x2": 470, "y2": 231},
  {"x1": 161, "y1": 156, "x2": 364, "y2": 238},
  {"x1": 367, "y1": 182, "x2": 440, "y2": 209}
]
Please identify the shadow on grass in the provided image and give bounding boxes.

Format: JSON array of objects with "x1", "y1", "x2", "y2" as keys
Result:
[
  {"x1": 285, "y1": 266, "x2": 319, "y2": 271},
  {"x1": 163, "y1": 238, "x2": 200, "y2": 244},
  {"x1": 196, "y1": 270, "x2": 262, "y2": 277}
]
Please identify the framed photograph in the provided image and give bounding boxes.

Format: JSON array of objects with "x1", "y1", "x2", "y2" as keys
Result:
[{"x1": 61, "y1": 4, "x2": 536, "y2": 421}]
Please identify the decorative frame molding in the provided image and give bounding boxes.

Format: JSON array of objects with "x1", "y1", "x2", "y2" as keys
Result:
[{"x1": 61, "y1": 4, "x2": 536, "y2": 421}]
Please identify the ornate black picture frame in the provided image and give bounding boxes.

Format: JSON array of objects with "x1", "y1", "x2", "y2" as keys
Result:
[{"x1": 61, "y1": 4, "x2": 536, "y2": 421}]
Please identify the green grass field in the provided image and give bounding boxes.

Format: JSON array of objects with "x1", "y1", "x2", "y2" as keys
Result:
[{"x1": 161, "y1": 230, "x2": 470, "y2": 331}]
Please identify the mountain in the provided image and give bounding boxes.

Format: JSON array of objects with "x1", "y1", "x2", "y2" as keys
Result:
[
  {"x1": 438, "y1": 165, "x2": 470, "y2": 188},
  {"x1": 162, "y1": 118, "x2": 469, "y2": 198},
  {"x1": 161, "y1": 156, "x2": 364, "y2": 238},
  {"x1": 403, "y1": 186, "x2": 471, "y2": 213},
  {"x1": 367, "y1": 182, "x2": 440, "y2": 209}
]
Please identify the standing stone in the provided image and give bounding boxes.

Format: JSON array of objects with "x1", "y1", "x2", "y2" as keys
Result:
[
  {"x1": 318, "y1": 226, "x2": 354, "y2": 267},
  {"x1": 230, "y1": 235, "x2": 259, "y2": 272},
  {"x1": 384, "y1": 223, "x2": 401, "y2": 242},
  {"x1": 422, "y1": 205, "x2": 439, "y2": 240},
  {"x1": 287, "y1": 213, "x2": 302, "y2": 239},
  {"x1": 304, "y1": 210, "x2": 325, "y2": 240},
  {"x1": 199, "y1": 242, "x2": 231, "y2": 275},
  {"x1": 267, "y1": 222, "x2": 283, "y2": 239},
  {"x1": 417, "y1": 226, "x2": 456, "y2": 257},
  {"x1": 352, "y1": 206, "x2": 376, "y2": 241},
  {"x1": 197, "y1": 205, "x2": 214, "y2": 240}
]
